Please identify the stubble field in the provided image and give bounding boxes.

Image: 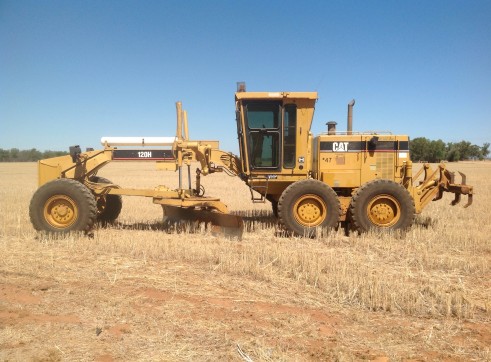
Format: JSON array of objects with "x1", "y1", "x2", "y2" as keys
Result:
[{"x1": 0, "y1": 161, "x2": 490, "y2": 361}]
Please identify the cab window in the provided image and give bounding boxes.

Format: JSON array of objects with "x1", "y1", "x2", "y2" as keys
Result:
[{"x1": 245, "y1": 101, "x2": 281, "y2": 169}]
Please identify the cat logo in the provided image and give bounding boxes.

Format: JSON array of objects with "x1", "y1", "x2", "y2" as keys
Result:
[{"x1": 333, "y1": 142, "x2": 349, "y2": 152}]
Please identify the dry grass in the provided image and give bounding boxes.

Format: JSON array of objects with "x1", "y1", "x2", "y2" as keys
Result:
[{"x1": 0, "y1": 161, "x2": 490, "y2": 361}]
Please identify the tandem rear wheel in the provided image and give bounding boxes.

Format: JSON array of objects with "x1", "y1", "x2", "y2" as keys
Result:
[
  {"x1": 29, "y1": 178, "x2": 98, "y2": 234},
  {"x1": 278, "y1": 179, "x2": 341, "y2": 237},
  {"x1": 348, "y1": 179, "x2": 415, "y2": 233}
]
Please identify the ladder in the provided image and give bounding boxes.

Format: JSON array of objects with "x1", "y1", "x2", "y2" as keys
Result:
[{"x1": 248, "y1": 175, "x2": 270, "y2": 203}]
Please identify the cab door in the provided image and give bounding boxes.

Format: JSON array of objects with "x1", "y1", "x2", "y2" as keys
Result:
[{"x1": 243, "y1": 101, "x2": 282, "y2": 170}]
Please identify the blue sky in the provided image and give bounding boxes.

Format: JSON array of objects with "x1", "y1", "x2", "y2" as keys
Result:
[{"x1": 1, "y1": 0, "x2": 490, "y2": 153}]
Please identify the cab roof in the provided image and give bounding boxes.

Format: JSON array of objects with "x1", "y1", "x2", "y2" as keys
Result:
[{"x1": 235, "y1": 91, "x2": 318, "y2": 101}]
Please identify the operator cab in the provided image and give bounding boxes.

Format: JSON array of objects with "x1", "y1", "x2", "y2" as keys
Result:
[{"x1": 235, "y1": 85, "x2": 317, "y2": 177}]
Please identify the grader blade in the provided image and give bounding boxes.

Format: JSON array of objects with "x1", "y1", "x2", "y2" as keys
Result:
[{"x1": 162, "y1": 205, "x2": 244, "y2": 239}]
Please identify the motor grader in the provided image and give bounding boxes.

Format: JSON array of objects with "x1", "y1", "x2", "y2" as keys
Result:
[{"x1": 29, "y1": 84, "x2": 473, "y2": 238}]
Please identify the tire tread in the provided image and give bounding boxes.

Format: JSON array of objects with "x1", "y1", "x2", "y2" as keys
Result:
[
  {"x1": 278, "y1": 179, "x2": 341, "y2": 237},
  {"x1": 29, "y1": 179, "x2": 97, "y2": 233},
  {"x1": 349, "y1": 179, "x2": 415, "y2": 233},
  {"x1": 89, "y1": 176, "x2": 123, "y2": 222}
]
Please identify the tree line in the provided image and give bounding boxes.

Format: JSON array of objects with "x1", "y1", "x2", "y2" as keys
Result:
[
  {"x1": 0, "y1": 148, "x2": 68, "y2": 162},
  {"x1": 410, "y1": 138, "x2": 489, "y2": 162},
  {"x1": 0, "y1": 140, "x2": 489, "y2": 163}
]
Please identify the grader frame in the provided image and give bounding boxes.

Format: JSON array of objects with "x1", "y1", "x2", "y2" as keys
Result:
[{"x1": 30, "y1": 87, "x2": 473, "y2": 238}]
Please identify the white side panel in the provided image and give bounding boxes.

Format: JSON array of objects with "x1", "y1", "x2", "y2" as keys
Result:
[{"x1": 101, "y1": 136, "x2": 176, "y2": 146}]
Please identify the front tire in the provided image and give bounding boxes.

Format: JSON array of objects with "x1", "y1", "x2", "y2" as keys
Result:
[
  {"x1": 349, "y1": 179, "x2": 415, "y2": 233},
  {"x1": 29, "y1": 179, "x2": 97, "y2": 233},
  {"x1": 89, "y1": 176, "x2": 123, "y2": 223},
  {"x1": 278, "y1": 179, "x2": 341, "y2": 237}
]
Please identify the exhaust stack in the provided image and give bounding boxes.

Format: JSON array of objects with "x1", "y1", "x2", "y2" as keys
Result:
[{"x1": 347, "y1": 99, "x2": 355, "y2": 135}]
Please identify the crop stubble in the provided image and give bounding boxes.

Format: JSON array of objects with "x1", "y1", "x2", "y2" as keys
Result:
[{"x1": 0, "y1": 161, "x2": 489, "y2": 361}]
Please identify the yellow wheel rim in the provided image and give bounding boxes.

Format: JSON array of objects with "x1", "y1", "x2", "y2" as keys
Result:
[
  {"x1": 293, "y1": 194, "x2": 327, "y2": 227},
  {"x1": 43, "y1": 195, "x2": 78, "y2": 229},
  {"x1": 366, "y1": 194, "x2": 401, "y2": 227}
]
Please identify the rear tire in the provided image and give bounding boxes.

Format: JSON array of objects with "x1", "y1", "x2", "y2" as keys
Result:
[
  {"x1": 349, "y1": 179, "x2": 415, "y2": 233},
  {"x1": 29, "y1": 179, "x2": 97, "y2": 233},
  {"x1": 89, "y1": 176, "x2": 122, "y2": 223},
  {"x1": 278, "y1": 179, "x2": 340, "y2": 237}
]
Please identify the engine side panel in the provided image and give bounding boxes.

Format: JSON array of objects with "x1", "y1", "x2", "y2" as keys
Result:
[{"x1": 315, "y1": 134, "x2": 410, "y2": 189}]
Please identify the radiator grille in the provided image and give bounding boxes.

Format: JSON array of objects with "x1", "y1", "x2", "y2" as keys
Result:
[{"x1": 376, "y1": 153, "x2": 394, "y2": 179}]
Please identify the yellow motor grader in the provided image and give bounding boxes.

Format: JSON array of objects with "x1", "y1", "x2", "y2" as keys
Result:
[{"x1": 29, "y1": 84, "x2": 473, "y2": 238}]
